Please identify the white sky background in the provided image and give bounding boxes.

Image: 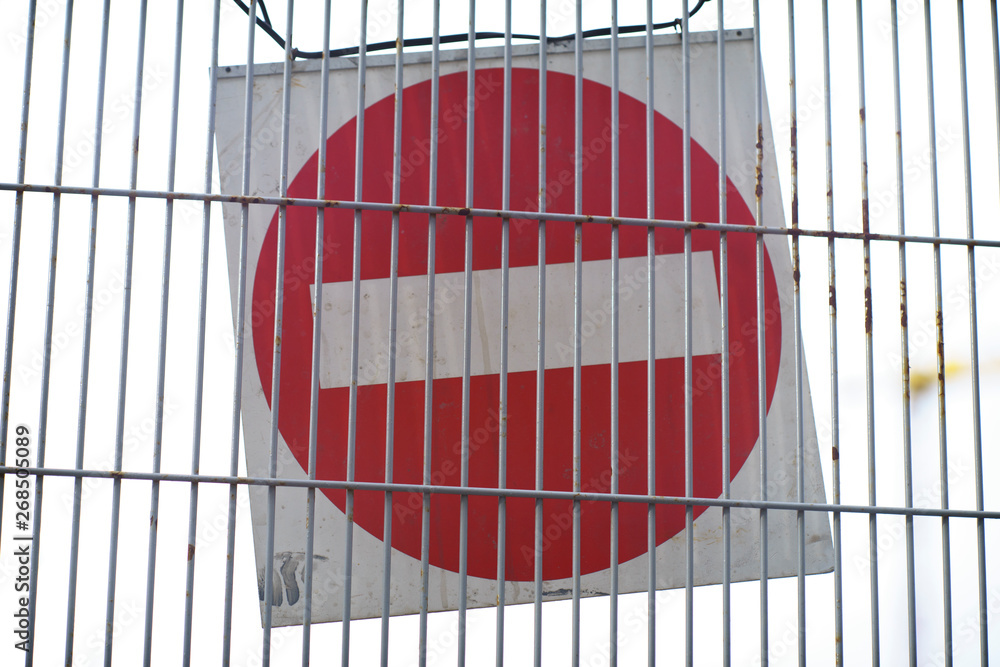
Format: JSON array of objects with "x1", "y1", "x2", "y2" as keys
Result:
[{"x1": 0, "y1": 0, "x2": 998, "y2": 665}]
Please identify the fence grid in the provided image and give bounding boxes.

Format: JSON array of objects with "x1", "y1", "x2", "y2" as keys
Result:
[{"x1": 1, "y1": 0, "x2": 997, "y2": 665}]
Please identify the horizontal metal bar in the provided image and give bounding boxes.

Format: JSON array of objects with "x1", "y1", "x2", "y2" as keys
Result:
[
  {"x1": 2, "y1": 182, "x2": 997, "y2": 249},
  {"x1": 3, "y1": 466, "x2": 997, "y2": 520}
]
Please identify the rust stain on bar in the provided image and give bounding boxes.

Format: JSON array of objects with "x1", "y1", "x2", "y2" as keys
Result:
[
  {"x1": 755, "y1": 123, "x2": 764, "y2": 199},
  {"x1": 899, "y1": 281, "x2": 908, "y2": 327},
  {"x1": 936, "y1": 310, "x2": 945, "y2": 386},
  {"x1": 864, "y1": 286, "x2": 873, "y2": 334}
]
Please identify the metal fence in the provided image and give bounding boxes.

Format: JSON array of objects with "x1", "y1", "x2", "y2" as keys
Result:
[{"x1": 1, "y1": 0, "x2": 998, "y2": 665}]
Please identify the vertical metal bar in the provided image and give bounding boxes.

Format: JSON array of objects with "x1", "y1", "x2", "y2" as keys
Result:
[
  {"x1": 717, "y1": 4, "x2": 731, "y2": 666},
  {"x1": 922, "y1": 2, "x2": 953, "y2": 664},
  {"x1": 261, "y1": 2, "x2": 295, "y2": 661},
  {"x1": 572, "y1": 1, "x2": 584, "y2": 664},
  {"x1": 533, "y1": 3, "x2": 547, "y2": 666},
  {"x1": 786, "y1": 2, "x2": 806, "y2": 664},
  {"x1": 954, "y1": 4, "x2": 987, "y2": 663},
  {"x1": 644, "y1": 2, "x2": 656, "y2": 665},
  {"x1": 180, "y1": 2, "x2": 221, "y2": 664},
  {"x1": 222, "y1": 1, "x2": 258, "y2": 662},
  {"x1": 380, "y1": 1, "x2": 405, "y2": 663},
  {"x1": 887, "y1": 2, "x2": 916, "y2": 664},
  {"x1": 987, "y1": 4, "x2": 1000, "y2": 666},
  {"x1": 25, "y1": 2, "x2": 74, "y2": 663},
  {"x1": 302, "y1": 0, "x2": 333, "y2": 661},
  {"x1": 496, "y1": 1, "x2": 513, "y2": 663},
  {"x1": 342, "y1": 1, "x2": 369, "y2": 661},
  {"x1": 751, "y1": 2, "x2": 768, "y2": 664},
  {"x1": 65, "y1": 1, "x2": 113, "y2": 661},
  {"x1": 681, "y1": 5, "x2": 694, "y2": 666},
  {"x1": 994, "y1": 0, "x2": 1000, "y2": 197},
  {"x1": 102, "y1": 2, "x2": 148, "y2": 664},
  {"x1": 0, "y1": 0, "x2": 37, "y2": 536},
  {"x1": 854, "y1": 4, "x2": 880, "y2": 665},
  {"x1": 820, "y1": 1, "x2": 844, "y2": 664},
  {"x1": 142, "y1": 1, "x2": 185, "y2": 663},
  {"x1": 609, "y1": 2, "x2": 620, "y2": 665},
  {"x1": 418, "y1": 2, "x2": 441, "y2": 663},
  {"x1": 459, "y1": 2, "x2": 476, "y2": 663}
]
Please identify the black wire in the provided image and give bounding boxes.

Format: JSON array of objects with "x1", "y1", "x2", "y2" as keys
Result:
[
  {"x1": 232, "y1": 0, "x2": 710, "y2": 60},
  {"x1": 257, "y1": 0, "x2": 272, "y2": 28}
]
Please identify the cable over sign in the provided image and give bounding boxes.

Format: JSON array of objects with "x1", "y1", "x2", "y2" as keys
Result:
[{"x1": 215, "y1": 32, "x2": 833, "y2": 626}]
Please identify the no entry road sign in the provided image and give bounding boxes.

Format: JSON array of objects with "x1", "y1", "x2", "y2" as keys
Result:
[{"x1": 217, "y1": 33, "x2": 833, "y2": 625}]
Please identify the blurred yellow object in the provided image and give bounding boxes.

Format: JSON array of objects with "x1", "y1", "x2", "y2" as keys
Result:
[{"x1": 909, "y1": 357, "x2": 1000, "y2": 394}]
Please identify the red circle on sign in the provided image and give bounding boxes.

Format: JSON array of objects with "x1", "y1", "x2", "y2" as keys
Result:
[{"x1": 252, "y1": 68, "x2": 781, "y2": 582}]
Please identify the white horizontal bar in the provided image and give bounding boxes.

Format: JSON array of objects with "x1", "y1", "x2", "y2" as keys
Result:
[{"x1": 310, "y1": 251, "x2": 721, "y2": 389}]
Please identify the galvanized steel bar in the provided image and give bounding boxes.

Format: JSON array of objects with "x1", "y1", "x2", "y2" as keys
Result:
[
  {"x1": 786, "y1": 1, "x2": 806, "y2": 664},
  {"x1": 142, "y1": 1, "x2": 186, "y2": 663},
  {"x1": 533, "y1": 3, "x2": 547, "y2": 665},
  {"x1": 496, "y1": 1, "x2": 513, "y2": 662},
  {"x1": 994, "y1": 0, "x2": 1000, "y2": 181},
  {"x1": 922, "y1": 2, "x2": 953, "y2": 664},
  {"x1": 222, "y1": 1, "x2": 258, "y2": 662},
  {"x1": 955, "y1": 4, "x2": 988, "y2": 663},
  {"x1": 379, "y1": 1, "x2": 405, "y2": 662},
  {"x1": 821, "y1": 1, "x2": 844, "y2": 664},
  {"x1": 260, "y1": 1, "x2": 295, "y2": 659},
  {"x1": 181, "y1": 2, "x2": 221, "y2": 664},
  {"x1": 751, "y1": 2, "x2": 769, "y2": 663},
  {"x1": 10, "y1": 465, "x2": 1000, "y2": 519},
  {"x1": 986, "y1": 3, "x2": 1000, "y2": 666},
  {"x1": 681, "y1": 6, "x2": 694, "y2": 665},
  {"x1": 25, "y1": 2, "x2": 74, "y2": 663},
  {"x1": 888, "y1": 1, "x2": 916, "y2": 663},
  {"x1": 854, "y1": 5, "x2": 881, "y2": 665},
  {"x1": 65, "y1": 0, "x2": 112, "y2": 661},
  {"x1": 572, "y1": 1, "x2": 584, "y2": 664},
  {"x1": 4, "y1": 182, "x2": 999, "y2": 249},
  {"x1": 417, "y1": 0, "x2": 441, "y2": 667},
  {"x1": 343, "y1": 1, "x2": 370, "y2": 660},
  {"x1": 418, "y1": 2, "x2": 441, "y2": 664},
  {"x1": 458, "y1": 1, "x2": 476, "y2": 661},
  {"x1": 644, "y1": 2, "x2": 656, "y2": 665},
  {"x1": 302, "y1": 0, "x2": 333, "y2": 660},
  {"x1": 104, "y1": 0, "x2": 148, "y2": 662},
  {"x1": 0, "y1": 0, "x2": 36, "y2": 542},
  {"x1": 609, "y1": 2, "x2": 620, "y2": 664},
  {"x1": 717, "y1": 3, "x2": 731, "y2": 665}
]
